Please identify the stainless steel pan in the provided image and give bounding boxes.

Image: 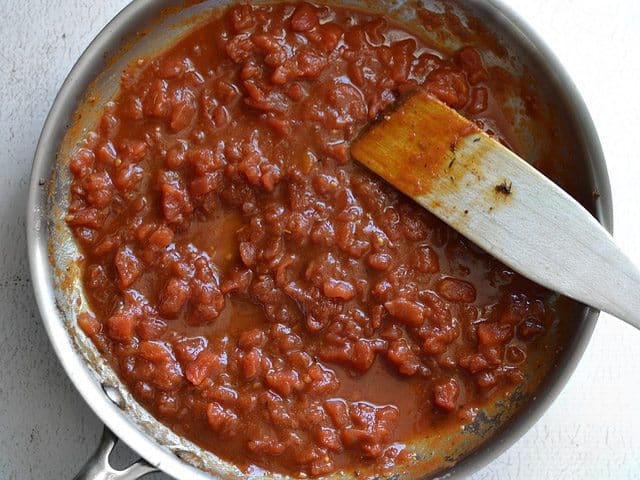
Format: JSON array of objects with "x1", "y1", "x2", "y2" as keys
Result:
[{"x1": 27, "y1": 1, "x2": 612, "y2": 478}]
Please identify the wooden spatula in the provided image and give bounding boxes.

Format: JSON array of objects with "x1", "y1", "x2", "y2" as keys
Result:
[{"x1": 351, "y1": 90, "x2": 640, "y2": 330}]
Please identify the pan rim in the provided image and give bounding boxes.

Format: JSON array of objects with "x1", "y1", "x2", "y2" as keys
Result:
[{"x1": 26, "y1": 0, "x2": 611, "y2": 479}]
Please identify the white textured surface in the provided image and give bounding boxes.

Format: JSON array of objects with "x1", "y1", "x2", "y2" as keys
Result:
[{"x1": 0, "y1": 1, "x2": 638, "y2": 479}]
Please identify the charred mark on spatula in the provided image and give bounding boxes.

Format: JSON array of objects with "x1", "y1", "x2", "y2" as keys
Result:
[
  {"x1": 448, "y1": 142, "x2": 457, "y2": 169},
  {"x1": 495, "y1": 180, "x2": 512, "y2": 195}
]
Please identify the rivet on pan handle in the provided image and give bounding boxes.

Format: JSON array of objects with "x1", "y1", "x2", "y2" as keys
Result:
[{"x1": 73, "y1": 427, "x2": 158, "y2": 480}]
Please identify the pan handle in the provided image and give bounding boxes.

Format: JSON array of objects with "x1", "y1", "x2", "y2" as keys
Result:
[{"x1": 73, "y1": 427, "x2": 159, "y2": 480}]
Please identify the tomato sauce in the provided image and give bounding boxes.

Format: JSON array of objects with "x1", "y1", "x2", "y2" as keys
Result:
[{"x1": 68, "y1": 3, "x2": 554, "y2": 477}]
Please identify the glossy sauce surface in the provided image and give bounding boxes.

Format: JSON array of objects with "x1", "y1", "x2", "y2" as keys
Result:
[{"x1": 68, "y1": 3, "x2": 554, "y2": 477}]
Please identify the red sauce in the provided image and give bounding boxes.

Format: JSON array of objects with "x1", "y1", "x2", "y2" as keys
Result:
[{"x1": 69, "y1": 3, "x2": 553, "y2": 477}]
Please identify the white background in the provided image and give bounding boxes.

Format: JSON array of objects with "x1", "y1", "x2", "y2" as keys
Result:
[{"x1": 0, "y1": 1, "x2": 638, "y2": 479}]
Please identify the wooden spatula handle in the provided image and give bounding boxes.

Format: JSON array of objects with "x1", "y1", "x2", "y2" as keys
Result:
[
  {"x1": 352, "y1": 92, "x2": 640, "y2": 330},
  {"x1": 447, "y1": 139, "x2": 640, "y2": 328}
]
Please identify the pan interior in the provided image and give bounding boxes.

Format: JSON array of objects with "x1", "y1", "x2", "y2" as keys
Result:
[{"x1": 36, "y1": 1, "x2": 607, "y2": 479}]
